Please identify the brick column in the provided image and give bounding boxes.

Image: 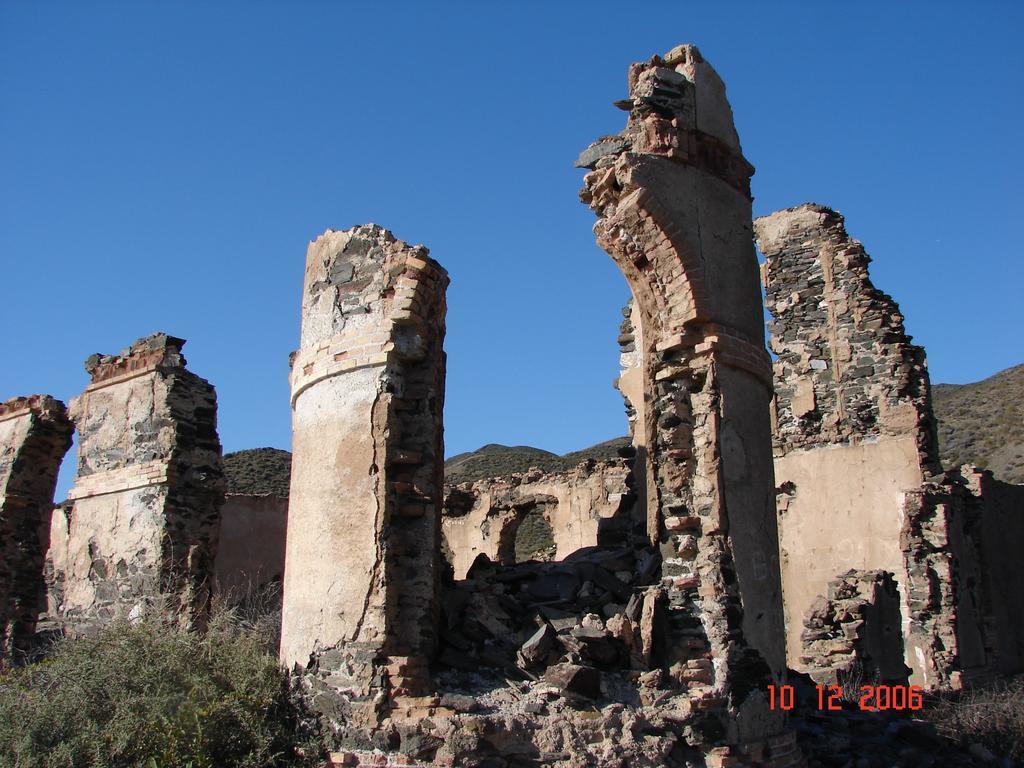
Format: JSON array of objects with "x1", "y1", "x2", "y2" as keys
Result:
[
  {"x1": 0, "y1": 395, "x2": 73, "y2": 662},
  {"x1": 579, "y1": 43, "x2": 787, "y2": 731},
  {"x1": 280, "y1": 224, "x2": 448, "y2": 717}
]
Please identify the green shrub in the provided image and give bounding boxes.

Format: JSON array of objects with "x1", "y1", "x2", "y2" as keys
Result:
[{"x1": 0, "y1": 612, "x2": 321, "y2": 768}]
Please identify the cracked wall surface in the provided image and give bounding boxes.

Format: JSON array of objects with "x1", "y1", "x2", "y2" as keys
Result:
[
  {"x1": 280, "y1": 224, "x2": 448, "y2": 714},
  {"x1": 0, "y1": 396, "x2": 73, "y2": 662},
  {"x1": 58, "y1": 333, "x2": 225, "y2": 630},
  {"x1": 578, "y1": 43, "x2": 790, "y2": 757}
]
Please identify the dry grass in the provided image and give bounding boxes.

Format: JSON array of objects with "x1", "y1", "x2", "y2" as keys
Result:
[{"x1": 922, "y1": 677, "x2": 1024, "y2": 759}]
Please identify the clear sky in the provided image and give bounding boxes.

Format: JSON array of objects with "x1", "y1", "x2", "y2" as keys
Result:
[{"x1": 2, "y1": 2, "x2": 1022, "y2": 500}]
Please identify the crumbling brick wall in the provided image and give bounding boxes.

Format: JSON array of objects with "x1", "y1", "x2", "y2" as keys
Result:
[
  {"x1": 900, "y1": 469, "x2": 1024, "y2": 689},
  {"x1": 755, "y1": 203, "x2": 1024, "y2": 691},
  {"x1": 800, "y1": 570, "x2": 909, "y2": 687},
  {"x1": 280, "y1": 224, "x2": 448, "y2": 718},
  {"x1": 59, "y1": 333, "x2": 224, "y2": 630},
  {"x1": 0, "y1": 396, "x2": 73, "y2": 662},
  {"x1": 441, "y1": 457, "x2": 634, "y2": 578},
  {"x1": 579, "y1": 42, "x2": 789, "y2": 750},
  {"x1": 283, "y1": 48, "x2": 801, "y2": 766},
  {"x1": 966, "y1": 470, "x2": 1024, "y2": 676},
  {"x1": 755, "y1": 204, "x2": 940, "y2": 685}
]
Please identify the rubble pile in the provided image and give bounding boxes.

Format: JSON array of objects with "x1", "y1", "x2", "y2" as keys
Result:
[
  {"x1": 437, "y1": 546, "x2": 659, "y2": 684},
  {"x1": 799, "y1": 570, "x2": 909, "y2": 687}
]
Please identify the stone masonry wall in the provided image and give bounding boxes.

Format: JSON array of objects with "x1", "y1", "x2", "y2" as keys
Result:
[
  {"x1": 967, "y1": 469, "x2": 1024, "y2": 678},
  {"x1": 579, "y1": 44, "x2": 790, "y2": 756},
  {"x1": 799, "y1": 570, "x2": 909, "y2": 687},
  {"x1": 0, "y1": 396, "x2": 73, "y2": 662},
  {"x1": 754, "y1": 203, "x2": 1011, "y2": 691},
  {"x1": 900, "y1": 468, "x2": 1024, "y2": 690},
  {"x1": 280, "y1": 224, "x2": 448, "y2": 734},
  {"x1": 60, "y1": 333, "x2": 224, "y2": 630},
  {"x1": 756, "y1": 204, "x2": 938, "y2": 466},
  {"x1": 441, "y1": 457, "x2": 634, "y2": 579}
]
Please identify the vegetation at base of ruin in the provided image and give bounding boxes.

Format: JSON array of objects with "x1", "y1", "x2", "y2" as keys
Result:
[
  {"x1": 0, "y1": 600, "x2": 320, "y2": 768},
  {"x1": 444, "y1": 437, "x2": 632, "y2": 484},
  {"x1": 922, "y1": 677, "x2": 1024, "y2": 759},
  {"x1": 933, "y1": 363, "x2": 1024, "y2": 484},
  {"x1": 223, "y1": 448, "x2": 293, "y2": 497}
]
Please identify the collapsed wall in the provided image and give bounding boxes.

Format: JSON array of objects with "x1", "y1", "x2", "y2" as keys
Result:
[
  {"x1": 0, "y1": 396, "x2": 73, "y2": 662},
  {"x1": 799, "y1": 570, "x2": 909, "y2": 686},
  {"x1": 756, "y1": 203, "x2": 1024, "y2": 690},
  {"x1": 578, "y1": 43, "x2": 792, "y2": 758},
  {"x1": 442, "y1": 457, "x2": 633, "y2": 578},
  {"x1": 756, "y1": 204, "x2": 938, "y2": 683},
  {"x1": 58, "y1": 333, "x2": 224, "y2": 629},
  {"x1": 290, "y1": 46, "x2": 803, "y2": 768},
  {"x1": 280, "y1": 225, "x2": 448, "y2": 718}
]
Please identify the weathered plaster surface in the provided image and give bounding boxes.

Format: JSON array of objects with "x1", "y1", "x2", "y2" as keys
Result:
[
  {"x1": 280, "y1": 224, "x2": 448, "y2": 715},
  {"x1": 60, "y1": 333, "x2": 224, "y2": 630},
  {"x1": 282, "y1": 366, "x2": 383, "y2": 665},
  {"x1": 214, "y1": 493, "x2": 288, "y2": 597},
  {"x1": 774, "y1": 436, "x2": 921, "y2": 672}
]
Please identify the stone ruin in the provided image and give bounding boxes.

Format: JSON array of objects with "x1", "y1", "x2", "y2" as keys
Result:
[
  {"x1": 799, "y1": 570, "x2": 908, "y2": 687},
  {"x1": 0, "y1": 38, "x2": 1022, "y2": 768},
  {"x1": 756, "y1": 203, "x2": 1024, "y2": 690},
  {"x1": 0, "y1": 396, "x2": 73, "y2": 662},
  {"x1": 442, "y1": 456, "x2": 633, "y2": 578},
  {"x1": 47, "y1": 333, "x2": 225, "y2": 631},
  {"x1": 280, "y1": 225, "x2": 449, "y2": 718},
  {"x1": 271, "y1": 45, "x2": 802, "y2": 767}
]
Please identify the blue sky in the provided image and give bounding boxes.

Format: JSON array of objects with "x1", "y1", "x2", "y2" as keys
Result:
[{"x1": 2, "y1": 2, "x2": 1022, "y2": 499}]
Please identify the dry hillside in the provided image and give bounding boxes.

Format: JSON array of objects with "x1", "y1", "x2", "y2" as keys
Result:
[
  {"x1": 932, "y1": 363, "x2": 1024, "y2": 484},
  {"x1": 222, "y1": 448, "x2": 292, "y2": 497},
  {"x1": 444, "y1": 437, "x2": 632, "y2": 485},
  {"x1": 220, "y1": 364, "x2": 1024, "y2": 495}
]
